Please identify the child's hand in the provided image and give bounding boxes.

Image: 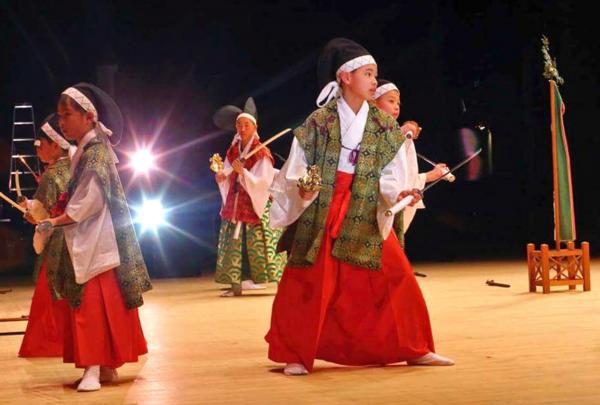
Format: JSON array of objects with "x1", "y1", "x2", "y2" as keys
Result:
[
  {"x1": 18, "y1": 197, "x2": 28, "y2": 209},
  {"x1": 215, "y1": 172, "x2": 227, "y2": 183},
  {"x1": 232, "y1": 159, "x2": 245, "y2": 175},
  {"x1": 299, "y1": 188, "x2": 318, "y2": 201},
  {"x1": 397, "y1": 188, "x2": 422, "y2": 206},
  {"x1": 23, "y1": 211, "x2": 37, "y2": 225},
  {"x1": 426, "y1": 163, "x2": 449, "y2": 182},
  {"x1": 401, "y1": 120, "x2": 422, "y2": 139}
]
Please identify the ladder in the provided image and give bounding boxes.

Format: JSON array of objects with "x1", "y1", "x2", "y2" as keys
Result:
[{"x1": 8, "y1": 103, "x2": 40, "y2": 195}]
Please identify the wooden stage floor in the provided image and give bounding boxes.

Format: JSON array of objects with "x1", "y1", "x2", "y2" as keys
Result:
[{"x1": 1, "y1": 260, "x2": 599, "y2": 404}]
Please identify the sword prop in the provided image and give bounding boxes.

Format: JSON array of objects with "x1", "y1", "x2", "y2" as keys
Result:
[
  {"x1": 486, "y1": 279, "x2": 510, "y2": 288},
  {"x1": 231, "y1": 192, "x2": 242, "y2": 240},
  {"x1": 14, "y1": 170, "x2": 23, "y2": 198},
  {"x1": 0, "y1": 191, "x2": 27, "y2": 214},
  {"x1": 232, "y1": 223, "x2": 242, "y2": 239},
  {"x1": 416, "y1": 153, "x2": 455, "y2": 182},
  {"x1": 240, "y1": 128, "x2": 291, "y2": 163},
  {"x1": 211, "y1": 128, "x2": 292, "y2": 176},
  {"x1": 230, "y1": 129, "x2": 291, "y2": 239},
  {"x1": 385, "y1": 148, "x2": 482, "y2": 217},
  {"x1": 405, "y1": 128, "x2": 455, "y2": 182},
  {"x1": 273, "y1": 152, "x2": 287, "y2": 164},
  {"x1": 18, "y1": 156, "x2": 40, "y2": 183},
  {"x1": 222, "y1": 128, "x2": 291, "y2": 239},
  {"x1": 404, "y1": 129, "x2": 421, "y2": 140}
]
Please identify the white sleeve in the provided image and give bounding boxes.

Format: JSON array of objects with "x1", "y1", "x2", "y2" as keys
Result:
[
  {"x1": 269, "y1": 137, "x2": 318, "y2": 229},
  {"x1": 65, "y1": 173, "x2": 106, "y2": 223},
  {"x1": 28, "y1": 199, "x2": 50, "y2": 254},
  {"x1": 405, "y1": 141, "x2": 425, "y2": 209},
  {"x1": 379, "y1": 141, "x2": 409, "y2": 207},
  {"x1": 239, "y1": 156, "x2": 275, "y2": 218},
  {"x1": 377, "y1": 142, "x2": 411, "y2": 240},
  {"x1": 216, "y1": 158, "x2": 232, "y2": 206},
  {"x1": 416, "y1": 173, "x2": 427, "y2": 189},
  {"x1": 401, "y1": 144, "x2": 425, "y2": 234}
]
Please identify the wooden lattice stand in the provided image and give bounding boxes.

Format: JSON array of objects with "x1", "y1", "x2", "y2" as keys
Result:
[
  {"x1": 527, "y1": 242, "x2": 590, "y2": 293},
  {"x1": 527, "y1": 37, "x2": 592, "y2": 294}
]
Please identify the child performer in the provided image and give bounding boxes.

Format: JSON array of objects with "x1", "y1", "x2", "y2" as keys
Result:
[
  {"x1": 266, "y1": 38, "x2": 454, "y2": 376},
  {"x1": 374, "y1": 78, "x2": 450, "y2": 232},
  {"x1": 39, "y1": 83, "x2": 152, "y2": 391},
  {"x1": 213, "y1": 98, "x2": 287, "y2": 297},
  {"x1": 18, "y1": 114, "x2": 71, "y2": 357}
]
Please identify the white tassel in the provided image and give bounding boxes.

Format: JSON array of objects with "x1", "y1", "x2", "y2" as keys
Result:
[
  {"x1": 316, "y1": 81, "x2": 340, "y2": 107},
  {"x1": 95, "y1": 121, "x2": 119, "y2": 163},
  {"x1": 96, "y1": 120, "x2": 113, "y2": 137}
]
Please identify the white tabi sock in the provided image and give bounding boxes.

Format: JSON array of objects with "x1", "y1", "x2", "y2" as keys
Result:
[
  {"x1": 407, "y1": 352, "x2": 455, "y2": 366},
  {"x1": 284, "y1": 363, "x2": 309, "y2": 376},
  {"x1": 77, "y1": 365, "x2": 101, "y2": 391},
  {"x1": 241, "y1": 280, "x2": 267, "y2": 290}
]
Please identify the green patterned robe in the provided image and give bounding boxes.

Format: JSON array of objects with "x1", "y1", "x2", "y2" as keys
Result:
[
  {"x1": 32, "y1": 158, "x2": 71, "y2": 284},
  {"x1": 52, "y1": 137, "x2": 152, "y2": 309},
  {"x1": 214, "y1": 201, "x2": 287, "y2": 286},
  {"x1": 286, "y1": 100, "x2": 405, "y2": 270}
]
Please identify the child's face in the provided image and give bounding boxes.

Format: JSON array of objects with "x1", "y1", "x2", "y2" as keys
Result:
[
  {"x1": 236, "y1": 117, "x2": 256, "y2": 143},
  {"x1": 375, "y1": 90, "x2": 401, "y2": 120},
  {"x1": 36, "y1": 138, "x2": 61, "y2": 164},
  {"x1": 57, "y1": 98, "x2": 94, "y2": 141},
  {"x1": 340, "y1": 64, "x2": 378, "y2": 101}
]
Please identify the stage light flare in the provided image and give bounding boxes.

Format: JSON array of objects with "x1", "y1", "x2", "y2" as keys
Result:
[
  {"x1": 131, "y1": 148, "x2": 156, "y2": 173},
  {"x1": 135, "y1": 198, "x2": 166, "y2": 233}
]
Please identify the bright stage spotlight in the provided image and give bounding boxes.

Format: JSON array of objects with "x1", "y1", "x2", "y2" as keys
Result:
[
  {"x1": 135, "y1": 198, "x2": 166, "y2": 233},
  {"x1": 131, "y1": 149, "x2": 156, "y2": 173}
]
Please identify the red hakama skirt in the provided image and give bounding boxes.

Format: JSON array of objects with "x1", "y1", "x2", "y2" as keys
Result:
[
  {"x1": 266, "y1": 171, "x2": 435, "y2": 371},
  {"x1": 19, "y1": 259, "x2": 66, "y2": 357},
  {"x1": 62, "y1": 269, "x2": 148, "y2": 368}
]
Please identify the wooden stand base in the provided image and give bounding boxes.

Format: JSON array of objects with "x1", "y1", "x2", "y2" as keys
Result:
[{"x1": 527, "y1": 241, "x2": 591, "y2": 293}]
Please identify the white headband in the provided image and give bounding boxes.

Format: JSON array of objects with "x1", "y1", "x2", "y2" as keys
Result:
[
  {"x1": 62, "y1": 87, "x2": 97, "y2": 119},
  {"x1": 336, "y1": 55, "x2": 376, "y2": 76},
  {"x1": 61, "y1": 87, "x2": 113, "y2": 137},
  {"x1": 316, "y1": 54, "x2": 377, "y2": 107},
  {"x1": 374, "y1": 82, "x2": 399, "y2": 100},
  {"x1": 41, "y1": 122, "x2": 70, "y2": 150},
  {"x1": 236, "y1": 112, "x2": 257, "y2": 126},
  {"x1": 62, "y1": 86, "x2": 119, "y2": 165}
]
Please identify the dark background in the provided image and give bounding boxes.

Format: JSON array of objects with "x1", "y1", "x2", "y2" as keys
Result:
[{"x1": 1, "y1": 0, "x2": 598, "y2": 278}]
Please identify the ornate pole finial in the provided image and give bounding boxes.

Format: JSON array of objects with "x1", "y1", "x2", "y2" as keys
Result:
[{"x1": 541, "y1": 35, "x2": 564, "y2": 85}]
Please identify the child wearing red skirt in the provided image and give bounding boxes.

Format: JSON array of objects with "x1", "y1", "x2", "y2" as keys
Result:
[
  {"x1": 266, "y1": 38, "x2": 454, "y2": 375},
  {"x1": 19, "y1": 114, "x2": 71, "y2": 357},
  {"x1": 39, "y1": 83, "x2": 152, "y2": 391}
]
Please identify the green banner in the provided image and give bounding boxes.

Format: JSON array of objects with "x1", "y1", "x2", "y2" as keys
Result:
[{"x1": 551, "y1": 81, "x2": 576, "y2": 241}]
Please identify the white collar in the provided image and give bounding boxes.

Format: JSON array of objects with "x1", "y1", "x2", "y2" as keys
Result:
[
  {"x1": 233, "y1": 132, "x2": 258, "y2": 158},
  {"x1": 335, "y1": 96, "x2": 369, "y2": 173},
  {"x1": 337, "y1": 97, "x2": 369, "y2": 140}
]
